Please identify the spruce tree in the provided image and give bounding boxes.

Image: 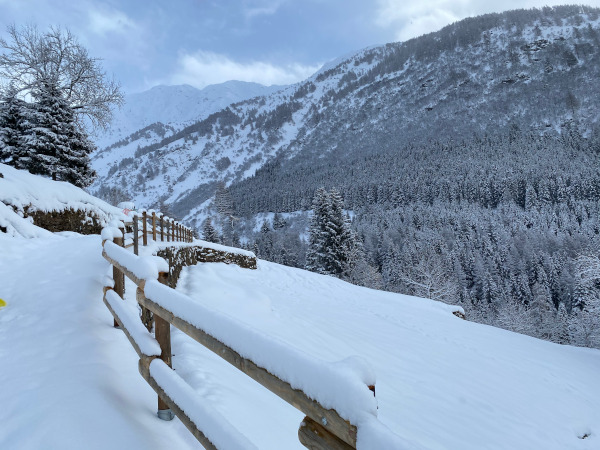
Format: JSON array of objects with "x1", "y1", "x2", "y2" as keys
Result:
[
  {"x1": 306, "y1": 188, "x2": 361, "y2": 277},
  {"x1": 0, "y1": 94, "x2": 28, "y2": 166},
  {"x1": 19, "y1": 84, "x2": 96, "y2": 187},
  {"x1": 202, "y1": 218, "x2": 220, "y2": 244}
]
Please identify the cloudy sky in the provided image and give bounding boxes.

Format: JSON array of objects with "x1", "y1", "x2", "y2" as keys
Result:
[{"x1": 1, "y1": 0, "x2": 598, "y2": 93}]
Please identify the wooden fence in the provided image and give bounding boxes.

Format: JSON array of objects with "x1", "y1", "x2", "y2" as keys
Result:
[
  {"x1": 101, "y1": 218, "x2": 375, "y2": 450},
  {"x1": 124, "y1": 210, "x2": 194, "y2": 252}
]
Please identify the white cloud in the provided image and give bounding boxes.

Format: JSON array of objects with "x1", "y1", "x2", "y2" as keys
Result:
[
  {"x1": 374, "y1": 0, "x2": 600, "y2": 42},
  {"x1": 170, "y1": 50, "x2": 321, "y2": 88},
  {"x1": 243, "y1": 0, "x2": 287, "y2": 19},
  {"x1": 88, "y1": 7, "x2": 138, "y2": 36}
]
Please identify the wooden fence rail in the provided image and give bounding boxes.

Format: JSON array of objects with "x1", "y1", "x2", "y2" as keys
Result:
[
  {"x1": 101, "y1": 219, "x2": 375, "y2": 450},
  {"x1": 122, "y1": 210, "x2": 193, "y2": 253}
]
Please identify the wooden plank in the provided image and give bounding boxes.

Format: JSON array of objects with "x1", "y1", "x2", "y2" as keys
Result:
[
  {"x1": 138, "y1": 357, "x2": 218, "y2": 450},
  {"x1": 138, "y1": 286, "x2": 153, "y2": 332},
  {"x1": 171, "y1": 219, "x2": 175, "y2": 241},
  {"x1": 102, "y1": 250, "x2": 145, "y2": 287},
  {"x1": 155, "y1": 272, "x2": 172, "y2": 413},
  {"x1": 103, "y1": 290, "x2": 145, "y2": 358},
  {"x1": 143, "y1": 211, "x2": 148, "y2": 246},
  {"x1": 298, "y1": 416, "x2": 355, "y2": 450},
  {"x1": 112, "y1": 235, "x2": 125, "y2": 328},
  {"x1": 133, "y1": 218, "x2": 139, "y2": 255},
  {"x1": 152, "y1": 212, "x2": 157, "y2": 242},
  {"x1": 160, "y1": 215, "x2": 164, "y2": 242},
  {"x1": 136, "y1": 293, "x2": 357, "y2": 447}
]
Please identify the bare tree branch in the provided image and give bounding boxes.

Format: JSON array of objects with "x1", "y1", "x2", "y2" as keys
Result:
[{"x1": 0, "y1": 24, "x2": 123, "y2": 130}]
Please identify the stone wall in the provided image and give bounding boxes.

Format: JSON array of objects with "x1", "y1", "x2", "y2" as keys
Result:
[
  {"x1": 156, "y1": 245, "x2": 257, "y2": 288},
  {"x1": 25, "y1": 207, "x2": 103, "y2": 234}
]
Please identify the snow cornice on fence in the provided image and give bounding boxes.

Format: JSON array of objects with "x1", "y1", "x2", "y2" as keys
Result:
[
  {"x1": 141, "y1": 358, "x2": 259, "y2": 450},
  {"x1": 104, "y1": 289, "x2": 161, "y2": 358},
  {"x1": 99, "y1": 219, "x2": 407, "y2": 448},
  {"x1": 143, "y1": 279, "x2": 377, "y2": 425},
  {"x1": 102, "y1": 240, "x2": 168, "y2": 285}
]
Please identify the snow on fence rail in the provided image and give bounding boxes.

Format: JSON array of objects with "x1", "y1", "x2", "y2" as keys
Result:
[{"x1": 100, "y1": 220, "x2": 392, "y2": 449}]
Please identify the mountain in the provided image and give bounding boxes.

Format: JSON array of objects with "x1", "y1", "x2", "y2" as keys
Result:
[
  {"x1": 90, "y1": 5, "x2": 600, "y2": 219},
  {"x1": 90, "y1": 81, "x2": 285, "y2": 178}
]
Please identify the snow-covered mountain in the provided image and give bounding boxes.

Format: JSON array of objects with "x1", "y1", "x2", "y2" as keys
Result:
[
  {"x1": 89, "y1": 6, "x2": 600, "y2": 226},
  {"x1": 91, "y1": 81, "x2": 285, "y2": 151}
]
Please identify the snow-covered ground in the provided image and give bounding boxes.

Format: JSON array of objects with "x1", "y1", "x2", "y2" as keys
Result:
[
  {"x1": 0, "y1": 163, "x2": 126, "y2": 237},
  {"x1": 1, "y1": 166, "x2": 599, "y2": 449},
  {"x1": 1, "y1": 227, "x2": 599, "y2": 449},
  {"x1": 0, "y1": 235, "x2": 198, "y2": 449}
]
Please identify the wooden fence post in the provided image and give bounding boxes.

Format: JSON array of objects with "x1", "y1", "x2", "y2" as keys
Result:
[
  {"x1": 160, "y1": 215, "x2": 164, "y2": 242},
  {"x1": 113, "y1": 231, "x2": 125, "y2": 328},
  {"x1": 142, "y1": 211, "x2": 148, "y2": 247},
  {"x1": 152, "y1": 212, "x2": 157, "y2": 242},
  {"x1": 133, "y1": 216, "x2": 139, "y2": 256},
  {"x1": 171, "y1": 220, "x2": 175, "y2": 242},
  {"x1": 156, "y1": 271, "x2": 174, "y2": 420},
  {"x1": 138, "y1": 286, "x2": 153, "y2": 332},
  {"x1": 166, "y1": 218, "x2": 170, "y2": 242}
]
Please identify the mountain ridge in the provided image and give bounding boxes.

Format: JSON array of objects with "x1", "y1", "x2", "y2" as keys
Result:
[
  {"x1": 91, "y1": 80, "x2": 286, "y2": 151},
  {"x1": 90, "y1": 5, "x2": 600, "y2": 222}
]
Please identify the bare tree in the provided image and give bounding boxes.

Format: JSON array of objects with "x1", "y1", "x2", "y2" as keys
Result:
[
  {"x1": 0, "y1": 24, "x2": 123, "y2": 129},
  {"x1": 576, "y1": 254, "x2": 600, "y2": 283},
  {"x1": 399, "y1": 252, "x2": 459, "y2": 304}
]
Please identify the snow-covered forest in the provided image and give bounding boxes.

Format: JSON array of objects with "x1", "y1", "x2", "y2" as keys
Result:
[{"x1": 214, "y1": 126, "x2": 600, "y2": 348}]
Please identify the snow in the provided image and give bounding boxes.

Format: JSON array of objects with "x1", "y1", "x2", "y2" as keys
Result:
[
  {"x1": 105, "y1": 289, "x2": 161, "y2": 357},
  {"x1": 103, "y1": 240, "x2": 169, "y2": 281},
  {"x1": 149, "y1": 359, "x2": 258, "y2": 450},
  {"x1": 0, "y1": 163, "x2": 127, "y2": 237},
  {"x1": 101, "y1": 226, "x2": 123, "y2": 241},
  {"x1": 92, "y1": 82, "x2": 285, "y2": 151},
  {"x1": 143, "y1": 278, "x2": 379, "y2": 426},
  {"x1": 0, "y1": 236, "x2": 198, "y2": 450},
  {"x1": 173, "y1": 260, "x2": 600, "y2": 449},
  {"x1": 0, "y1": 201, "x2": 53, "y2": 238},
  {"x1": 2, "y1": 204, "x2": 600, "y2": 448}
]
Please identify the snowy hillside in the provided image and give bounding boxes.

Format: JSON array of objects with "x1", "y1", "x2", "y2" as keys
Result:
[
  {"x1": 0, "y1": 163, "x2": 126, "y2": 237},
  {"x1": 1, "y1": 229, "x2": 599, "y2": 449},
  {"x1": 89, "y1": 6, "x2": 600, "y2": 224},
  {"x1": 92, "y1": 81, "x2": 285, "y2": 156}
]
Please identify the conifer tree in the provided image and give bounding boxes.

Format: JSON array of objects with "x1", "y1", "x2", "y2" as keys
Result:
[
  {"x1": 202, "y1": 218, "x2": 220, "y2": 244},
  {"x1": 19, "y1": 84, "x2": 96, "y2": 187},
  {"x1": 0, "y1": 94, "x2": 28, "y2": 166},
  {"x1": 0, "y1": 25, "x2": 122, "y2": 186},
  {"x1": 306, "y1": 188, "x2": 362, "y2": 278}
]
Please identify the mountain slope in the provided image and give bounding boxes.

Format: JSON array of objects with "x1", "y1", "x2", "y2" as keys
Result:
[
  {"x1": 90, "y1": 6, "x2": 600, "y2": 224},
  {"x1": 175, "y1": 259, "x2": 600, "y2": 449},
  {"x1": 90, "y1": 81, "x2": 284, "y2": 189}
]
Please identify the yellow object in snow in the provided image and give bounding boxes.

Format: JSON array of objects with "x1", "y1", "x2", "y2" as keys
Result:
[{"x1": 0, "y1": 299, "x2": 6, "y2": 308}]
